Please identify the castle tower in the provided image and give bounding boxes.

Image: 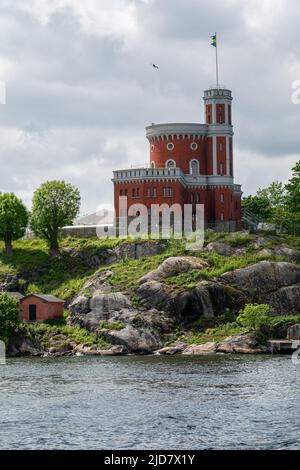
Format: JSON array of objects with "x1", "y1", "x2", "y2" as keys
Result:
[
  {"x1": 112, "y1": 86, "x2": 242, "y2": 231},
  {"x1": 203, "y1": 88, "x2": 234, "y2": 177}
]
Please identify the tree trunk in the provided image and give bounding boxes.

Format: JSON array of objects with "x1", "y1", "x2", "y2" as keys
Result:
[
  {"x1": 49, "y1": 242, "x2": 60, "y2": 257},
  {"x1": 4, "y1": 239, "x2": 13, "y2": 257}
]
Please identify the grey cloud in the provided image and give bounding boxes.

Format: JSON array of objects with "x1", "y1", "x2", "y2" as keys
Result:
[{"x1": 0, "y1": 0, "x2": 300, "y2": 213}]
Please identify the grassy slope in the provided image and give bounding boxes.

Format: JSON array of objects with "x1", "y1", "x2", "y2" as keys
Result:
[{"x1": 0, "y1": 232, "x2": 299, "y2": 302}]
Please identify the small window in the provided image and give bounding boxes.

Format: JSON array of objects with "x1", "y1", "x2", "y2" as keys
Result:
[
  {"x1": 220, "y1": 163, "x2": 223, "y2": 176},
  {"x1": 219, "y1": 142, "x2": 223, "y2": 152},
  {"x1": 163, "y1": 188, "x2": 173, "y2": 197},
  {"x1": 153, "y1": 188, "x2": 157, "y2": 197},
  {"x1": 166, "y1": 159, "x2": 176, "y2": 169},
  {"x1": 190, "y1": 160, "x2": 199, "y2": 176},
  {"x1": 221, "y1": 193, "x2": 224, "y2": 203},
  {"x1": 196, "y1": 194, "x2": 200, "y2": 203},
  {"x1": 132, "y1": 188, "x2": 135, "y2": 198},
  {"x1": 147, "y1": 188, "x2": 151, "y2": 197},
  {"x1": 221, "y1": 212, "x2": 224, "y2": 221},
  {"x1": 167, "y1": 142, "x2": 174, "y2": 151},
  {"x1": 190, "y1": 142, "x2": 198, "y2": 151},
  {"x1": 151, "y1": 144, "x2": 155, "y2": 153}
]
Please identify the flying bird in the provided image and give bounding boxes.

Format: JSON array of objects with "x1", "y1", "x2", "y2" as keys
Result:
[{"x1": 152, "y1": 64, "x2": 159, "y2": 70}]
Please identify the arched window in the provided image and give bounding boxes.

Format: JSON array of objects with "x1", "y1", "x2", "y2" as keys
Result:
[
  {"x1": 150, "y1": 161, "x2": 155, "y2": 168},
  {"x1": 166, "y1": 159, "x2": 176, "y2": 169},
  {"x1": 190, "y1": 159, "x2": 199, "y2": 176}
]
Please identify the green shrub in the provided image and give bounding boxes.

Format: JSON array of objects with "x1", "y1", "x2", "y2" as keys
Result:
[
  {"x1": 0, "y1": 292, "x2": 20, "y2": 342},
  {"x1": 236, "y1": 304, "x2": 272, "y2": 330},
  {"x1": 98, "y1": 321, "x2": 125, "y2": 331}
]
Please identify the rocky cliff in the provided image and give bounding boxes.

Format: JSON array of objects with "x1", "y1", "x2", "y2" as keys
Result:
[{"x1": 2, "y1": 233, "x2": 300, "y2": 357}]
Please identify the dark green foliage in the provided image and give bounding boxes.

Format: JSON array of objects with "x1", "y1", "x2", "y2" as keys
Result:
[
  {"x1": 0, "y1": 193, "x2": 29, "y2": 256},
  {"x1": 0, "y1": 292, "x2": 20, "y2": 343},
  {"x1": 31, "y1": 181, "x2": 81, "y2": 256}
]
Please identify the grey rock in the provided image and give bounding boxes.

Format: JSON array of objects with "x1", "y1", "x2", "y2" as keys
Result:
[
  {"x1": 217, "y1": 333, "x2": 267, "y2": 354},
  {"x1": 102, "y1": 324, "x2": 163, "y2": 353},
  {"x1": 137, "y1": 280, "x2": 169, "y2": 309},
  {"x1": 205, "y1": 241, "x2": 233, "y2": 257},
  {"x1": 157, "y1": 342, "x2": 188, "y2": 355},
  {"x1": 274, "y1": 244, "x2": 300, "y2": 263},
  {"x1": 182, "y1": 342, "x2": 218, "y2": 355},
  {"x1": 139, "y1": 256, "x2": 208, "y2": 284},
  {"x1": 0, "y1": 275, "x2": 19, "y2": 292},
  {"x1": 287, "y1": 324, "x2": 300, "y2": 341},
  {"x1": 221, "y1": 261, "x2": 300, "y2": 297},
  {"x1": 268, "y1": 284, "x2": 300, "y2": 315},
  {"x1": 81, "y1": 270, "x2": 113, "y2": 295}
]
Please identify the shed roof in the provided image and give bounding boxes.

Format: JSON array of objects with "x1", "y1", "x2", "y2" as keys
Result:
[
  {"x1": 7, "y1": 292, "x2": 25, "y2": 300},
  {"x1": 23, "y1": 294, "x2": 64, "y2": 303}
]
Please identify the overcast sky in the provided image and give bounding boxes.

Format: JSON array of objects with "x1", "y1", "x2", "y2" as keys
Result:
[{"x1": 0, "y1": 0, "x2": 299, "y2": 215}]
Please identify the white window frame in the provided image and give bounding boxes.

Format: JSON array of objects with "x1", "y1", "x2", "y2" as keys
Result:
[
  {"x1": 189, "y1": 159, "x2": 199, "y2": 176},
  {"x1": 165, "y1": 159, "x2": 176, "y2": 169}
]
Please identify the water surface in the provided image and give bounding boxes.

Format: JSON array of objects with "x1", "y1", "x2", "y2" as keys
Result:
[{"x1": 0, "y1": 355, "x2": 299, "y2": 449}]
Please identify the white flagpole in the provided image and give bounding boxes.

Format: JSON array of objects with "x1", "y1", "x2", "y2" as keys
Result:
[{"x1": 215, "y1": 32, "x2": 219, "y2": 88}]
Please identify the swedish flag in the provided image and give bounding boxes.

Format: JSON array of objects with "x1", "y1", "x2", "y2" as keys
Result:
[{"x1": 211, "y1": 34, "x2": 217, "y2": 47}]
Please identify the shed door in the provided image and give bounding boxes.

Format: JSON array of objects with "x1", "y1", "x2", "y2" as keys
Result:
[{"x1": 29, "y1": 304, "x2": 37, "y2": 321}]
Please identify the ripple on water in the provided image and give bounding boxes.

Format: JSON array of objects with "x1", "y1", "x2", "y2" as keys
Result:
[{"x1": 0, "y1": 355, "x2": 299, "y2": 449}]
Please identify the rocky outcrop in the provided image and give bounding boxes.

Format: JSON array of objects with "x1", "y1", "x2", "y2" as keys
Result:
[
  {"x1": 0, "y1": 274, "x2": 20, "y2": 293},
  {"x1": 69, "y1": 292, "x2": 133, "y2": 329},
  {"x1": 287, "y1": 324, "x2": 300, "y2": 341},
  {"x1": 156, "y1": 342, "x2": 188, "y2": 355},
  {"x1": 8, "y1": 330, "x2": 44, "y2": 357},
  {"x1": 100, "y1": 323, "x2": 163, "y2": 354},
  {"x1": 182, "y1": 342, "x2": 218, "y2": 355},
  {"x1": 81, "y1": 270, "x2": 113, "y2": 295},
  {"x1": 205, "y1": 241, "x2": 236, "y2": 257},
  {"x1": 137, "y1": 280, "x2": 170, "y2": 309},
  {"x1": 274, "y1": 244, "x2": 300, "y2": 263},
  {"x1": 220, "y1": 261, "x2": 300, "y2": 314},
  {"x1": 159, "y1": 333, "x2": 267, "y2": 356},
  {"x1": 73, "y1": 240, "x2": 167, "y2": 269},
  {"x1": 216, "y1": 333, "x2": 267, "y2": 354},
  {"x1": 139, "y1": 256, "x2": 208, "y2": 284},
  {"x1": 220, "y1": 261, "x2": 300, "y2": 294},
  {"x1": 69, "y1": 284, "x2": 174, "y2": 353}
]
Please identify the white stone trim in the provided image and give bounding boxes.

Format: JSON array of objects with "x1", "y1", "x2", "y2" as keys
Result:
[
  {"x1": 226, "y1": 136, "x2": 230, "y2": 176},
  {"x1": 212, "y1": 135, "x2": 217, "y2": 175}
]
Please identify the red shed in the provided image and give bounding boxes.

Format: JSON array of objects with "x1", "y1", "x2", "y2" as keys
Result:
[{"x1": 20, "y1": 294, "x2": 64, "y2": 322}]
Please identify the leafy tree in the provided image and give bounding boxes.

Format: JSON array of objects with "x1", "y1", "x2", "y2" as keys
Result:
[
  {"x1": 257, "y1": 181, "x2": 286, "y2": 209},
  {"x1": 237, "y1": 304, "x2": 272, "y2": 330},
  {"x1": 257, "y1": 181, "x2": 287, "y2": 232},
  {"x1": 285, "y1": 160, "x2": 300, "y2": 215},
  {"x1": 242, "y1": 194, "x2": 272, "y2": 222},
  {"x1": 0, "y1": 292, "x2": 20, "y2": 343},
  {"x1": 31, "y1": 181, "x2": 81, "y2": 256},
  {"x1": 0, "y1": 193, "x2": 29, "y2": 256}
]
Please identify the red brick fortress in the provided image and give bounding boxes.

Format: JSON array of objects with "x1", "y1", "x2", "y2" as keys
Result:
[{"x1": 113, "y1": 87, "x2": 242, "y2": 231}]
